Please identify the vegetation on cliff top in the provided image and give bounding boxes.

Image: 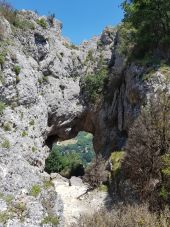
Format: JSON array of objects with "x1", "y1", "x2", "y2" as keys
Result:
[{"x1": 120, "y1": 0, "x2": 170, "y2": 61}]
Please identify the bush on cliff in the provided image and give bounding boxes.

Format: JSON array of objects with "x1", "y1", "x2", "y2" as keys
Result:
[
  {"x1": 81, "y1": 67, "x2": 108, "y2": 103},
  {"x1": 122, "y1": 83, "x2": 170, "y2": 209},
  {"x1": 121, "y1": 0, "x2": 170, "y2": 59}
]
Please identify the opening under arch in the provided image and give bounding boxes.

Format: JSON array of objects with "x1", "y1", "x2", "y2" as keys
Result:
[{"x1": 44, "y1": 131, "x2": 95, "y2": 179}]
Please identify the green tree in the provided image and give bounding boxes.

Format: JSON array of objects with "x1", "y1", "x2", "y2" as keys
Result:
[
  {"x1": 45, "y1": 149, "x2": 63, "y2": 173},
  {"x1": 122, "y1": 0, "x2": 170, "y2": 57}
]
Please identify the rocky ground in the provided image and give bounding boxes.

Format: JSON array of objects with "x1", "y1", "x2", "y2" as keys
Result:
[{"x1": 53, "y1": 175, "x2": 110, "y2": 226}]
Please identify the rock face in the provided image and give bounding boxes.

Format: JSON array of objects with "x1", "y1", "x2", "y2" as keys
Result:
[{"x1": 0, "y1": 11, "x2": 169, "y2": 226}]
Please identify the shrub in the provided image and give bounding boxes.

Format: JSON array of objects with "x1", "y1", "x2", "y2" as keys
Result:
[
  {"x1": 110, "y1": 151, "x2": 125, "y2": 174},
  {"x1": 0, "y1": 212, "x2": 10, "y2": 224},
  {"x1": 85, "y1": 50, "x2": 94, "y2": 62},
  {"x1": 13, "y1": 65, "x2": 21, "y2": 75},
  {"x1": 32, "y1": 146, "x2": 36, "y2": 152},
  {"x1": 83, "y1": 155, "x2": 108, "y2": 189},
  {"x1": 75, "y1": 204, "x2": 170, "y2": 227},
  {"x1": 0, "y1": 101, "x2": 6, "y2": 115},
  {"x1": 29, "y1": 119, "x2": 34, "y2": 126},
  {"x1": 0, "y1": 0, "x2": 17, "y2": 25},
  {"x1": 122, "y1": 85, "x2": 170, "y2": 206},
  {"x1": 21, "y1": 131, "x2": 28, "y2": 137},
  {"x1": 1, "y1": 139, "x2": 10, "y2": 149},
  {"x1": 13, "y1": 18, "x2": 35, "y2": 30},
  {"x1": 3, "y1": 122, "x2": 11, "y2": 131},
  {"x1": 36, "y1": 18, "x2": 47, "y2": 29},
  {"x1": 30, "y1": 184, "x2": 41, "y2": 197},
  {"x1": 81, "y1": 67, "x2": 108, "y2": 103},
  {"x1": 121, "y1": 0, "x2": 170, "y2": 58}
]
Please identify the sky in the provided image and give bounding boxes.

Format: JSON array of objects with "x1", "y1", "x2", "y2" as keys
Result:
[{"x1": 9, "y1": 0, "x2": 124, "y2": 44}]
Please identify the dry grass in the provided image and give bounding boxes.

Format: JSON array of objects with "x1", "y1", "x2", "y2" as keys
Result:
[
  {"x1": 74, "y1": 204, "x2": 170, "y2": 227},
  {"x1": 0, "y1": 0, "x2": 17, "y2": 24}
]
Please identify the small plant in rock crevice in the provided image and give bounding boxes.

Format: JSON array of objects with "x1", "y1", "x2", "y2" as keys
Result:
[
  {"x1": 30, "y1": 184, "x2": 41, "y2": 197},
  {"x1": 13, "y1": 65, "x2": 21, "y2": 75},
  {"x1": 41, "y1": 215, "x2": 59, "y2": 225},
  {"x1": 36, "y1": 18, "x2": 48, "y2": 29},
  {"x1": 0, "y1": 101, "x2": 6, "y2": 115},
  {"x1": 1, "y1": 139, "x2": 10, "y2": 149}
]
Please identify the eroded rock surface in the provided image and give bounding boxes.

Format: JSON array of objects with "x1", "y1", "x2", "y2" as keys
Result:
[{"x1": 0, "y1": 11, "x2": 169, "y2": 226}]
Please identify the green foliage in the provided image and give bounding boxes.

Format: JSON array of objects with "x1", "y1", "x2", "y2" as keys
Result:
[
  {"x1": 5, "y1": 194, "x2": 14, "y2": 205},
  {"x1": 54, "y1": 132, "x2": 95, "y2": 166},
  {"x1": 121, "y1": 0, "x2": 170, "y2": 58},
  {"x1": 45, "y1": 146, "x2": 83, "y2": 178},
  {"x1": 45, "y1": 149, "x2": 64, "y2": 174},
  {"x1": 0, "y1": 52, "x2": 6, "y2": 65},
  {"x1": 0, "y1": 101, "x2": 6, "y2": 115},
  {"x1": 85, "y1": 50, "x2": 94, "y2": 62},
  {"x1": 161, "y1": 154, "x2": 170, "y2": 176},
  {"x1": 159, "y1": 186, "x2": 168, "y2": 200},
  {"x1": 29, "y1": 119, "x2": 35, "y2": 126},
  {"x1": 13, "y1": 18, "x2": 35, "y2": 30},
  {"x1": 1, "y1": 139, "x2": 10, "y2": 149},
  {"x1": 0, "y1": 2, "x2": 34, "y2": 31},
  {"x1": 110, "y1": 151, "x2": 125, "y2": 175},
  {"x1": 0, "y1": 212, "x2": 10, "y2": 224},
  {"x1": 32, "y1": 146, "x2": 37, "y2": 152},
  {"x1": 13, "y1": 65, "x2": 21, "y2": 75},
  {"x1": 98, "y1": 184, "x2": 108, "y2": 192},
  {"x1": 81, "y1": 68, "x2": 108, "y2": 103},
  {"x1": 21, "y1": 131, "x2": 28, "y2": 137},
  {"x1": 30, "y1": 185, "x2": 41, "y2": 197},
  {"x1": 36, "y1": 18, "x2": 48, "y2": 29},
  {"x1": 41, "y1": 215, "x2": 59, "y2": 225}
]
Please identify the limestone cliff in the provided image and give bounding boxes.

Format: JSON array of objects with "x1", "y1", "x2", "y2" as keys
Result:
[{"x1": 0, "y1": 10, "x2": 169, "y2": 226}]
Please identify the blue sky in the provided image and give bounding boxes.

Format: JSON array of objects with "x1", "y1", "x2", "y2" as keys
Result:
[{"x1": 10, "y1": 0, "x2": 124, "y2": 44}]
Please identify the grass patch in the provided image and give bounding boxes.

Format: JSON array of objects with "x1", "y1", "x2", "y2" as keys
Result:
[
  {"x1": 98, "y1": 184, "x2": 108, "y2": 192},
  {"x1": 0, "y1": 212, "x2": 10, "y2": 224},
  {"x1": 41, "y1": 215, "x2": 59, "y2": 225},
  {"x1": 32, "y1": 146, "x2": 37, "y2": 153},
  {"x1": 36, "y1": 18, "x2": 47, "y2": 29},
  {"x1": 21, "y1": 131, "x2": 28, "y2": 137},
  {"x1": 110, "y1": 151, "x2": 125, "y2": 174},
  {"x1": 1, "y1": 139, "x2": 10, "y2": 149},
  {"x1": 30, "y1": 184, "x2": 41, "y2": 197},
  {"x1": 13, "y1": 65, "x2": 21, "y2": 75},
  {"x1": 0, "y1": 52, "x2": 6, "y2": 65},
  {"x1": 3, "y1": 122, "x2": 12, "y2": 131}
]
